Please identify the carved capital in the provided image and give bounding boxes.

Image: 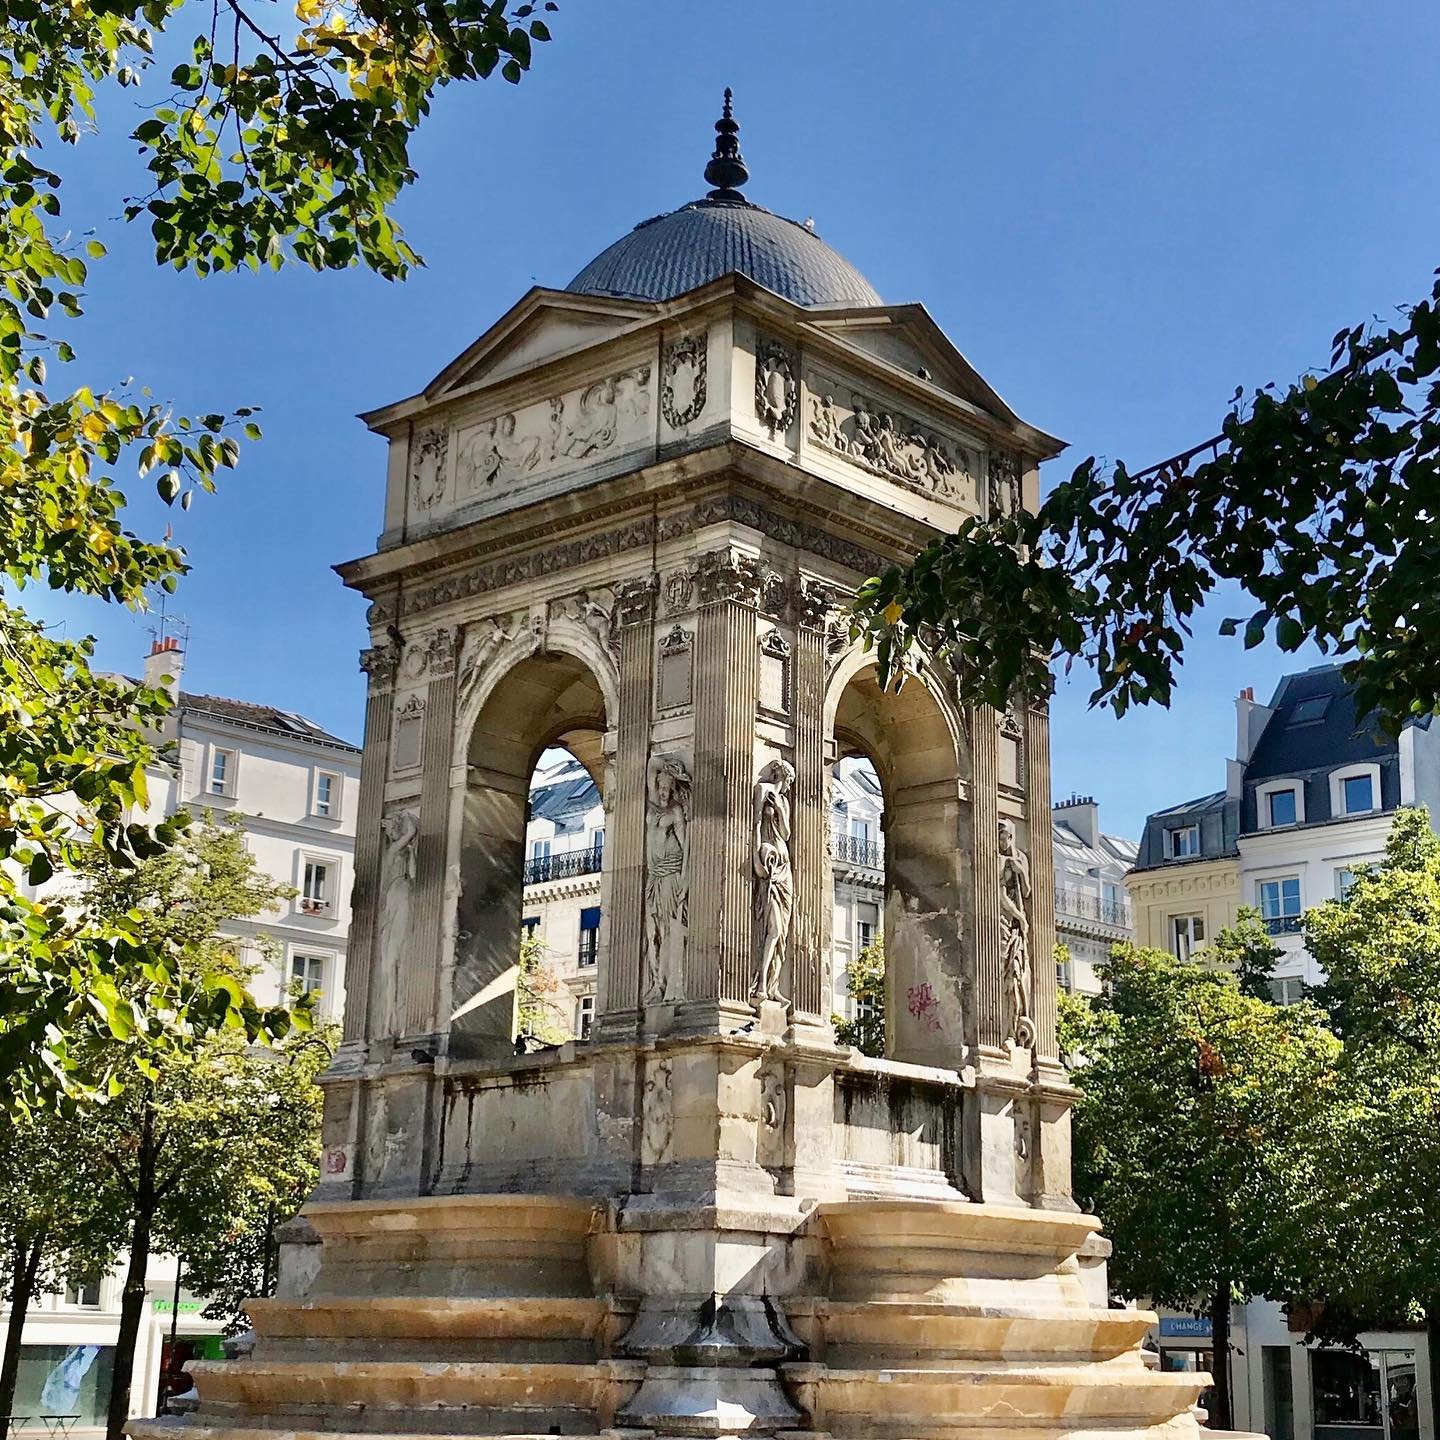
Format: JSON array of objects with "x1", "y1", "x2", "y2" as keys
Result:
[
  {"x1": 360, "y1": 643, "x2": 401, "y2": 690},
  {"x1": 795, "y1": 579, "x2": 838, "y2": 630},
  {"x1": 615, "y1": 574, "x2": 659, "y2": 628},
  {"x1": 694, "y1": 548, "x2": 763, "y2": 608}
]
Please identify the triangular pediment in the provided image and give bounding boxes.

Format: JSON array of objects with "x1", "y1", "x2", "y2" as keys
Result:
[
  {"x1": 802, "y1": 304, "x2": 1062, "y2": 458},
  {"x1": 424, "y1": 287, "x2": 657, "y2": 404}
]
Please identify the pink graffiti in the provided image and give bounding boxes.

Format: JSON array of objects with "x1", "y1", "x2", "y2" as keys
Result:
[
  {"x1": 907, "y1": 982, "x2": 942, "y2": 1032},
  {"x1": 323, "y1": 1146, "x2": 349, "y2": 1175}
]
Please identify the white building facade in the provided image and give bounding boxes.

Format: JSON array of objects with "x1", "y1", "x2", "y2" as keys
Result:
[
  {"x1": 1051, "y1": 794, "x2": 1136, "y2": 995},
  {"x1": 2, "y1": 639, "x2": 360, "y2": 1433}
]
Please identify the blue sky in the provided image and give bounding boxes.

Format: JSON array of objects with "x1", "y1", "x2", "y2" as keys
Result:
[{"x1": 29, "y1": 1, "x2": 1440, "y2": 839}]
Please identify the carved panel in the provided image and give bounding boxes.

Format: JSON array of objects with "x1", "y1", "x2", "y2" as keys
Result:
[
  {"x1": 989, "y1": 449, "x2": 1021, "y2": 520},
  {"x1": 657, "y1": 625, "x2": 693, "y2": 711},
  {"x1": 410, "y1": 427, "x2": 448, "y2": 511},
  {"x1": 549, "y1": 586, "x2": 616, "y2": 653},
  {"x1": 662, "y1": 568, "x2": 695, "y2": 615},
  {"x1": 661, "y1": 332, "x2": 708, "y2": 430},
  {"x1": 808, "y1": 381, "x2": 974, "y2": 502},
  {"x1": 391, "y1": 693, "x2": 426, "y2": 774},
  {"x1": 755, "y1": 341, "x2": 798, "y2": 437},
  {"x1": 758, "y1": 630, "x2": 792, "y2": 716}
]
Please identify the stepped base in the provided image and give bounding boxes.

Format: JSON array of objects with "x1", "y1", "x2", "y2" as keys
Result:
[{"x1": 135, "y1": 1195, "x2": 1206, "y2": 1440}]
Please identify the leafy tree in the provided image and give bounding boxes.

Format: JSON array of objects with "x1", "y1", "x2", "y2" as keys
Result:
[
  {"x1": 0, "y1": 0, "x2": 556, "y2": 1111},
  {"x1": 1300, "y1": 808, "x2": 1440, "y2": 1437},
  {"x1": 1064, "y1": 944, "x2": 1341, "y2": 1430},
  {"x1": 515, "y1": 930, "x2": 570, "y2": 1049},
  {"x1": 833, "y1": 935, "x2": 885, "y2": 1057},
  {"x1": 0, "y1": 1112, "x2": 125, "y2": 1422},
  {"x1": 853, "y1": 274, "x2": 1440, "y2": 734},
  {"x1": 1206, "y1": 906, "x2": 1283, "y2": 1002}
]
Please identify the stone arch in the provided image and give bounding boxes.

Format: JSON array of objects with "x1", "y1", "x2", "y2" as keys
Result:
[
  {"x1": 447, "y1": 640, "x2": 613, "y2": 1061},
  {"x1": 825, "y1": 652, "x2": 971, "y2": 1068}
]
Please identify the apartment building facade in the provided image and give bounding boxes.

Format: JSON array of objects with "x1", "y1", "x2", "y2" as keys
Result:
[
  {"x1": 2, "y1": 640, "x2": 360, "y2": 1433},
  {"x1": 1126, "y1": 663, "x2": 1440, "y2": 1440},
  {"x1": 1051, "y1": 794, "x2": 1136, "y2": 995}
]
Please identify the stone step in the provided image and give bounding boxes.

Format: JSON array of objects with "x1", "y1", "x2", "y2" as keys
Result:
[
  {"x1": 787, "y1": 1300, "x2": 1156, "y2": 1365},
  {"x1": 784, "y1": 1361, "x2": 1209, "y2": 1437},
  {"x1": 245, "y1": 1298, "x2": 612, "y2": 1362},
  {"x1": 189, "y1": 1359, "x2": 644, "y2": 1434},
  {"x1": 130, "y1": 1427, "x2": 651, "y2": 1440}
]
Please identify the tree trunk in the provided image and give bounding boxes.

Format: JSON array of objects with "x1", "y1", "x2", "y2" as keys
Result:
[
  {"x1": 0, "y1": 1231, "x2": 47, "y2": 1421},
  {"x1": 106, "y1": 1105, "x2": 157, "y2": 1440},
  {"x1": 1425, "y1": 1302, "x2": 1440, "y2": 1440},
  {"x1": 1208, "y1": 1282, "x2": 1233, "y2": 1431}
]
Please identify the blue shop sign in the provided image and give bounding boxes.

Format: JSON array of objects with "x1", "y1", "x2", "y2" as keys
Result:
[{"x1": 1160, "y1": 1317, "x2": 1213, "y2": 1339}]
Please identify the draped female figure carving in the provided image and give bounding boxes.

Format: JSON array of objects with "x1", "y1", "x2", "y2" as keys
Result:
[
  {"x1": 643, "y1": 753, "x2": 691, "y2": 1004},
  {"x1": 751, "y1": 757, "x2": 796, "y2": 1006}
]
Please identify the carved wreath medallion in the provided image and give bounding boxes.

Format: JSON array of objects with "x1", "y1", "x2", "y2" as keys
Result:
[
  {"x1": 661, "y1": 333, "x2": 708, "y2": 430},
  {"x1": 754, "y1": 341, "x2": 798, "y2": 436}
]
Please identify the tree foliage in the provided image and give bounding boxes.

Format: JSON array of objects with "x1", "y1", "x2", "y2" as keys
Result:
[
  {"x1": 515, "y1": 930, "x2": 569, "y2": 1048},
  {"x1": 833, "y1": 934, "x2": 885, "y2": 1057},
  {"x1": 853, "y1": 273, "x2": 1440, "y2": 734},
  {"x1": 0, "y1": 0, "x2": 556, "y2": 1110},
  {"x1": 1063, "y1": 944, "x2": 1340, "y2": 1429},
  {"x1": 1206, "y1": 905, "x2": 1283, "y2": 1002},
  {"x1": 1298, "y1": 809, "x2": 1440, "y2": 1342}
]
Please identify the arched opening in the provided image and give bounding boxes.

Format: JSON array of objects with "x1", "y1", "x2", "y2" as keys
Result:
[
  {"x1": 829, "y1": 662, "x2": 969, "y2": 1068},
  {"x1": 452, "y1": 649, "x2": 609, "y2": 1061},
  {"x1": 829, "y1": 753, "x2": 885, "y2": 1056}
]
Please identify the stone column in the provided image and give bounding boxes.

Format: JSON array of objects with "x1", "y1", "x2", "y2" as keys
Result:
[
  {"x1": 1025, "y1": 697, "x2": 1058, "y2": 1059},
  {"x1": 789, "y1": 581, "x2": 831, "y2": 1026},
  {"x1": 601, "y1": 577, "x2": 656, "y2": 1027},
  {"x1": 343, "y1": 642, "x2": 399, "y2": 1045},
  {"x1": 685, "y1": 549, "x2": 760, "y2": 1021},
  {"x1": 401, "y1": 626, "x2": 459, "y2": 1040}
]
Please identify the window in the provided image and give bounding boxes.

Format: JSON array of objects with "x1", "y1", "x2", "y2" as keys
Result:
[
  {"x1": 521, "y1": 916, "x2": 540, "y2": 939},
  {"x1": 590, "y1": 827, "x2": 605, "y2": 856},
  {"x1": 65, "y1": 1275, "x2": 102, "y2": 1308},
  {"x1": 1343, "y1": 773, "x2": 1375, "y2": 814},
  {"x1": 1259, "y1": 876, "x2": 1303, "y2": 935},
  {"x1": 313, "y1": 771, "x2": 340, "y2": 820},
  {"x1": 577, "y1": 907, "x2": 600, "y2": 967},
  {"x1": 1289, "y1": 696, "x2": 1330, "y2": 725},
  {"x1": 1336, "y1": 867, "x2": 1358, "y2": 902},
  {"x1": 1267, "y1": 788, "x2": 1298, "y2": 827},
  {"x1": 301, "y1": 860, "x2": 331, "y2": 914},
  {"x1": 1167, "y1": 825, "x2": 1200, "y2": 859},
  {"x1": 850, "y1": 817, "x2": 872, "y2": 845},
  {"x1": 290, "y1": 953, "x2": 325, "y2": 1004},
  {"x1": 13, "y1": 1344, "x2": 116, "y2": 1428},
  {"x1": 856, "y1": 902, "x2": 879, "y2": 954},
  {"x1": 1056, "y1": 952, "x2": 1073, "y2": 991},
  {"x1": 1170, "y1": 914, "x2": 1206, "y2": 962},
  {"x1": 530, "y1": 838, "x2": 551, "y2": 861},
  {"x1": 1269, "y1": 976, "x2": 1306, "y2": 1006},
  {"x1": 575, "y1": 994, "x2": 595, "y2": 1040},
  {"x1": 209, "y1": 747, "x2": 235, "y2": 797}
]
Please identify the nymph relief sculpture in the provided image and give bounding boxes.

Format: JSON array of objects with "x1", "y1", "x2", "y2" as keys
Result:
[
  {"x1": 643, "y1": 753, "x2": 692, "y2": 1004},
  {"x1": 998, "y1": 817, "x2": 1035, "y2": 1046},
  {"x1": 751, "y1": 757, "x2": 796, "y2": 1006}
]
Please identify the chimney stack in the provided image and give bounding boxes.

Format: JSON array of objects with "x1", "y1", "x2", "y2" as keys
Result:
[
  {"x1": 1053, "y1": 792, "x2": 1100, "y2": 849},
  {"x1": 144, "y1": 635, "x2": 185, "y2": 702}
]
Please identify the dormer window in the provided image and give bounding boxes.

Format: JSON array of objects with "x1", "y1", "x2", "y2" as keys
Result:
[
  {"x1": 1266, "y1": 788, "x2": 1298, "y2": 828},
  {"x1": 1329, "y1": 763, "x2": 1382, "y2": 820},
  {"x1": 1342, "y1": 774, "x2": 1374, "y2": 814},
  {"x1": 1167, "y1": 824, "x2": 1200, "y2": 859}
]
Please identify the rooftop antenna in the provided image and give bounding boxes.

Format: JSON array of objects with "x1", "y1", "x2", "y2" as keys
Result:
[{"x1": 145, "y1": 586, "x2": 190, "y2": 656}]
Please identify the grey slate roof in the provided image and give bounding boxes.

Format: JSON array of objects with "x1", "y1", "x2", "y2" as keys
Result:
[
  {"x1": 180, "y1": 692, "x2": 358, "y2": 751},
  {"x1": 1245, "y1": 664, "x2": 1388, "y2": 782},
  {"x1": 567, "y1": 197, "x2": 882, "y2": 308},
  {"x1": 1133, "y1": 790, "x2": 1237, "y2": 872}
]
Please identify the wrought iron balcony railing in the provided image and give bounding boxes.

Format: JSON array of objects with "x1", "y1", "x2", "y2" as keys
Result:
[
  {"x1": 831, "y1": 831, "x2": 885, "y2": 869},
  {"x1": 523, "y1": 846, "x2": 604, "y2": 886},
  {"x1": 1054, "y1": 886, "x2": 1132, "y2": 930},
  {"x1": 1262, "y1": 914, "x2": 1303, "y2": 936}
]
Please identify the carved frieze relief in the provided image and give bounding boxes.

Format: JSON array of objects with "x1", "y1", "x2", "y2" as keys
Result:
[
  {"x1": 998, "y1": 817, "x2": 1035, "y2": 1048},
  {"x1": 450, "y1": 363, "x2": 651, "y2": 505},
  {"x1": 643, "y1": 753, "x2": 692, "y2": 1005},
  {"x1": 755, "y1": 340, "x2": 798, "y2": 437},
  {"x1": 549, "y1": 586, "x2": 617, "y2": 654},
  {"x1": 751, "y1": 758, "x2": 796, "y2": 1007},
  {"x1": 372, "y1": 495, "x2": 891, "y2": 624},
  {"x1": 456, "y1": 611, "x2": 528, "y2": 703},
  {"x1": 808, "y1": 382, "x2": 974, "y2": 502},
  {"x1": 661, "y1": 332, "x2": 707, "y2": 430}
]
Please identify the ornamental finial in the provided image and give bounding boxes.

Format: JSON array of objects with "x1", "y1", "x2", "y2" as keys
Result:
[{"x1": 703, "y1": 87, "x2": 749, "y2": 200}]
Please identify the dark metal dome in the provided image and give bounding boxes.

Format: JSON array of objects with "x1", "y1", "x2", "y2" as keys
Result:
[{"x1": 566, "y1": 90, "x2": 881, "y2": 309}]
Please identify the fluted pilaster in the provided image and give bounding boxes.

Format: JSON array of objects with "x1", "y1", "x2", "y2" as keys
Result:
[
  {"x1": 790, "y1": 621, "x2": 827, "y2": 1021},
  {"x1": 971, "y1": 705, "x2": 1004, "y2": 1048},
  {"x1": 1025, "y1": 699, "x2": 1058, "y2": 1058}
]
